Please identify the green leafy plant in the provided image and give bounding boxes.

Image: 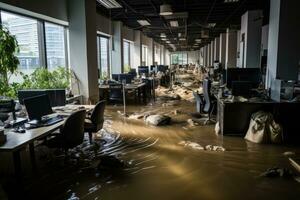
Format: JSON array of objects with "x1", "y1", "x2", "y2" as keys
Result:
[
  {"x1": 0, "y1": 26, "x2": 19, "y2": 97},
  {"x1": 124, "y1": 64, "x2": 131, "y2": 73},
  {"x1": 21, "y1": 67, "x2": 72, "y2": 90}
]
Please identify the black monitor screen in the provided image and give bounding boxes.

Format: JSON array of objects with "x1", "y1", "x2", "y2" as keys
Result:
[
  {"x1": 226, "y1": 68, "x2": 261, "y2": 89},
  {"x1": 138, "y1": 66, "x2": 149, "y2": 76},
  {"x1": 119, "y1": 74, "x2": 133, "y2": 84},
  {"x1": 23, "y1": 94, "x2": 53, "y2": 120},
  {"x1": 112, "y1": 74, "x2": 120, "y2": 81}
]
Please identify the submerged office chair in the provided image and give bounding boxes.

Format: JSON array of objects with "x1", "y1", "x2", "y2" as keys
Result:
[
  {"x1": 203, "y1": 78, "x2": 217, "y2": 124},
  {"x1": 109, "y1": 83, "x2": 123, "y2": 104},
  {"x1": 84, "y1": 100, "x2": 106, "y2": 143},
  {"x1": 193, "y1": 91, "x2": 205, "y2": 117},
  {"x1": 45, "y1": 110, "x2": 86, "y2": 152}
]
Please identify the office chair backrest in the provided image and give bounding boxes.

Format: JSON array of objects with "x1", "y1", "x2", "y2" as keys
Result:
[
  {"x1": 90, "y1": 100, "x2": 106, "y2": 127},
  {"x1": 61, "y1": 109, "x2": 86, "y2": 148},
  {"x1": 203, "y1": 78, "x2": 212, "y2": 113},
  {"x1": 109, "y1": 83, "x2": 123, "y2": 101}
]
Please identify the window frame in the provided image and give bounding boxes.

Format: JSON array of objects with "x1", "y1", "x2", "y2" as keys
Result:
[
  {"x1": 171, "y1": 53, "x2": 188, "y2": 65},
  {"x1": 97, "y1": 34, "x2": 111, "y2": 80},
  {"x1": 0, "y1": 9, "x2": 69, "y2": 70},
  {"x1": 123, "y1": 39, "x2": 131, "y2": 72}
]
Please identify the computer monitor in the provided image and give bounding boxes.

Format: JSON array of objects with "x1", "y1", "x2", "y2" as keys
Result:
[
  {"x1": 119, "y1": 74, "x2": 133, "y2": 84},
  {"x1": 23, "y1": 94, "x2": 53, "y2": 121},
  {"x1": 18, "y1": 89, "x2": 66, "y2": 106},
  {"x1": 112, "y1": 74, "x2": 120, "y2": 81},
  {"x1": 232, "y1": 81, "x2": 252, "y2": 97},
  {"x1": 138, "y1": 66, "x2": 149, "y2": 77},
  {"x1": 128, "y1": 69, "x2": 137, "y2": 77},
  {"x1": 226, "y1": 68, "x2": 261, "y2": 89},
  {"x1": 157, "y1": 65, "x2": 168, "y2": 73},
  {"x1": 150, "y1": 65, "x2": 157, "y2": 72}
]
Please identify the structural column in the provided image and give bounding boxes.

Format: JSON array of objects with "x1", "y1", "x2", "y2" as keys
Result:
[
  {"x1": 111, "y1": 21, "x2": 123, "y2": 74},
  {"x1": 214, "y1": 37, "x2": 220, "y2": 62},
  {"x1": 210, "y1": 40, "x2": 215, "y2": 65},
  {"x1": 266, "y1": 0, "x2": 300, "y2": 101},
  {"x1": 219, "y1": 33, "x2": 227, "y2": 67},
  {"x1": 133, "y1": 30, "x2": 142, "y2": 68},
  {"x1": 240, "y1": 10, "x2": 263, "y2": 68},
  {"x1": 225, "y1": 28, "x2": 237, "y2": 69},
  {"x1": 68, "y1": 0, "x2": 99, "y2": 103}
]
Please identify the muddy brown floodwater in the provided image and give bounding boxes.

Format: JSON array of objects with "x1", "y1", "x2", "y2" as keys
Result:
[{"x1": 2, "y1": 89, "x2": 300, "y2": 200}]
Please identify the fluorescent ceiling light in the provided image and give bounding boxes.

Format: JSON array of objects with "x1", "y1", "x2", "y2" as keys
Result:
[
  {"x1": 160, "y1": 4, "x2": 173, "y2": 16},
  {"x1": 160, "y1": 33, "x2": 166, "y2": 37},
  {"x1": 137, "y1": 20, "x2": 151, "y2": 26},
  {"x1": 179, "y1": 38, "x2": 186, "y2": 41},
  {"x1": 170, "y1": 20, "x2": 178, "y2": 27},
  {"x1": 97, "y1": 0, "x2": 122, "y2": 9},
  {"x1": 208, "y1": 23, "x2": 216, "y2": 28},
  {"x1": 195, "y1": 39, "x2": 202, "y2": 43},
  {"x1": 224, "y1": 0, "x2": 239, "y2": 3},
  {"x1": 161, "y1": 38, "x2": 167, "y2": 41},
  {"x1": 166, "y1": 41, "x2": 171, "y2": 44}
]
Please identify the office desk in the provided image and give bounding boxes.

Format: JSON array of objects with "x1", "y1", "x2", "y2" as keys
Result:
[
  {"x1": 217, "y1": 98, "x2": 300, "y2": 143},
  {"x1": 0, "y1": 105, "x2": 94, "y2": 180},
  {"x1": 99, "y1": 82, "x2": 147, "y2": 102}
]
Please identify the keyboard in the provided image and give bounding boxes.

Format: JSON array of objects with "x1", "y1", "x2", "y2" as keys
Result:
[{"x1": 42, "y1": 116, "x2": 64, "y2": 126}]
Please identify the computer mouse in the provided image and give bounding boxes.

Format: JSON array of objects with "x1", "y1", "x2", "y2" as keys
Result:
[{"x1": 4, "y1": 123, "x2": 12, "y2": 129}]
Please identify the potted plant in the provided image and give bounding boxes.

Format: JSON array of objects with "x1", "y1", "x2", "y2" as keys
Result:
[{"x1": 0, "y1": 26, "x2": 19, "y2": 98}]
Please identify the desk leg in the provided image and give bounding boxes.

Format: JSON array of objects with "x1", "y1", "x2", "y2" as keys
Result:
[
  {"x1": 143, "y1": 86, "x2": 147, "y2": 103},
  {"x1": 13, "y1": 151, "x2": 22, "y2": 182},
  {"x1": 138, "y1": 88, "x2": 141, "y2": 103},
  {"x1": 29, "y1": 143, "x2": 37, "y2": 172}
]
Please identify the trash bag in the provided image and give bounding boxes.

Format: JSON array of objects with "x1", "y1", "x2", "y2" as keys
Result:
[
  {"x1": 144, "y1": 114, "x2": 171, "y2": 126},
  {"x1": 244, "y1": 111, "x2": 283, "y2": 144}
]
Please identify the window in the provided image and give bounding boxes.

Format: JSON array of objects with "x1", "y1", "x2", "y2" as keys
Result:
[
  {"x1": 142, "y1": 45, "x2": 148, "y2": 66},
  {"x1": 0, "y1": 10, "x2": 69, "y2": 83},
  {"x1": 154, "y1": 45, "x2": 160, "y2": 65},
  {"x1": 123, "y1": 40, "x2": 131, "y2": 72},
  {"x1": 171, "y1": 53, "x2": 188, "y2": 65},
  {"x1": 1, "y1": 11, "x2": 41, "y2": 73},
  {"x1": 97, "y1": 35, "x2": 110, "y2": 79},
  {"x1": 45, "y1": 22, "x2": 67, "y2": 70}
]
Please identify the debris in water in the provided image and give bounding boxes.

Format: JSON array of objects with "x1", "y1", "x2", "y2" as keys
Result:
[
  {"x1": 283, "y1": 151, "x2": 296, "y2": 156},
  {"x1": 187, "y1": 119, "x2": 199, "y2": 127},
  {"x1": 178, "y1": 141, "x2": 204, "y2": 150},
  {"x1": 205, "y1": 145, "x2": 226, "y2": 152},
  {"x1": 259, "y1": 167, "x2": 293, "y2": 178},
  {"x1": 144, "y1": 114, "x2": 171, "y2": 126}
]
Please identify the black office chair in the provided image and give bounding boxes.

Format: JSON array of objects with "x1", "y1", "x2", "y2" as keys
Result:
[
  {"x1": 45, "y1": 109, "x2": 86, "y2": 153},
  {"x1": 84, "y1": 100, "x2": 106, "y2": 143},
  {"x1": 109, "y1": 83, "x2": 123, "y2": 104},
  {"x1": 203, "y1": 78, "x2": 217, "y2": 124},
  {"x1": 0, "y1": 99, "x2": 16, "y2": 122}
]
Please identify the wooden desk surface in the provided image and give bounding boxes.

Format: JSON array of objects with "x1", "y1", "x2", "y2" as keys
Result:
[
  {"x1": 0, "y1": 105, "x2": 94, "y2": 152},
  {"x1": 99, "y1": 82, "x2": 146, "y2": 90}
]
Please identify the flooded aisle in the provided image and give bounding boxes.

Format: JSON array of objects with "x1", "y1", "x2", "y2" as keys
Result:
[
  {"x1": 2, "y1": 94, "x2": 300, "y2": 200},
  {"x1": 52, "y1": 98, "x2": 300, "y2": 200}
]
